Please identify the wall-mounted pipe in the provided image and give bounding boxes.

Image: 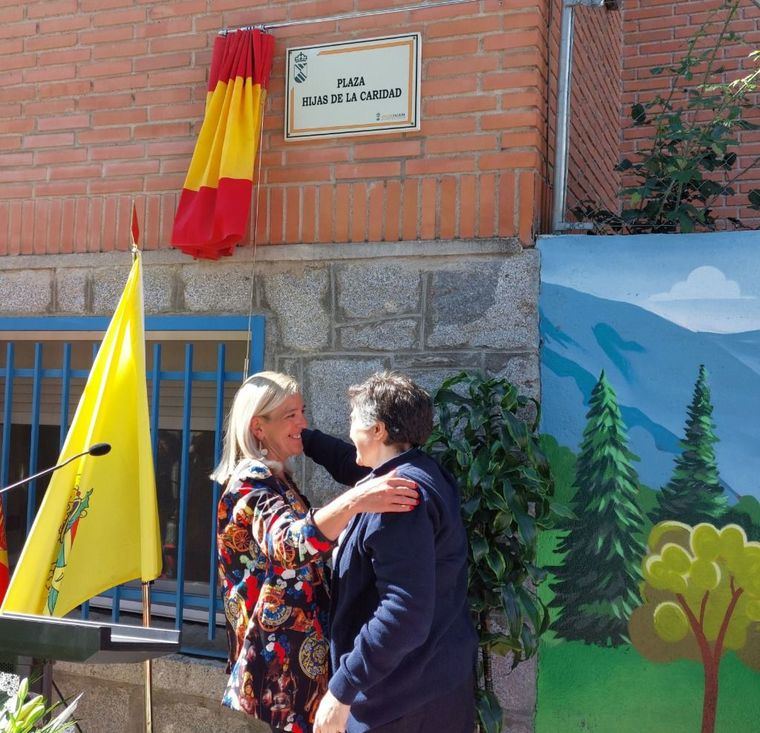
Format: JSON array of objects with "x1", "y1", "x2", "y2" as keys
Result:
[{"x1": 551, "y1": 0, "x2": 610, "y2": 232}]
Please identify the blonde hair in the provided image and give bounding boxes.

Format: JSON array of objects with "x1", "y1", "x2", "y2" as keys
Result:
[{"x1": 210, "y1": 371, "x2": 301, "y2": 484}]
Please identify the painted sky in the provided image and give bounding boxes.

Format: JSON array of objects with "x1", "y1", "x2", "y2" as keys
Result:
[{"x1": 540, "y1": 231, "x2": 760, "y2": 334}]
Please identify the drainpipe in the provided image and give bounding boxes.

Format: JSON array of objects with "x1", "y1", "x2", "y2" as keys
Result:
[{"x1": 551, "y1": 0, "x2": 613, "y2": 232}]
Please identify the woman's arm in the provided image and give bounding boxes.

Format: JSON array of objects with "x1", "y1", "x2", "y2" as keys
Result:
[
  {"x1": 302, "y1": 428, "x2": 369, "y2": 486},
  {"x1": 312, "y1": 473, "x2": 418, "y2": 540},
  {"x1": 241, "y1": 475, "x2": 419, "y2": 568}
]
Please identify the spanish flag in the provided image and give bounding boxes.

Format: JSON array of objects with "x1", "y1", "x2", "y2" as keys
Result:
[
  {"x1": 1, "y1": 253, "x2": 161, "y2": 617},
  {"x1": 0, "y1": 507, "x2": 8, "y2": 604},
  {"x1": 171, "y1": 29, "x2": 275, "y2": 259}
]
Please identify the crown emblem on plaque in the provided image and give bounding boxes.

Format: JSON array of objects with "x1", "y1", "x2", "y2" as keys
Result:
[{"x1": 294, "y1": 51, "x2": 308, "y2": 83}]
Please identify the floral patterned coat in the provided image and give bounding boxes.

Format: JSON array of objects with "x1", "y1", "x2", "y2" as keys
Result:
[{"x1": 217, "y1": 459, "x2": 335, "y2": 733}]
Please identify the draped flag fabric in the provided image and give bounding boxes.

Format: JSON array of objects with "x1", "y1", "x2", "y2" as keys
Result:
[
  {"x1": 171, "y1": 29, "x2": 275, "y2": 260},
  {"x1": 1, "y1": 254, "x2": 161, "y2": 617},
  {"x1": 0, "y1": 507, "x2": 8, "y2": 604}
]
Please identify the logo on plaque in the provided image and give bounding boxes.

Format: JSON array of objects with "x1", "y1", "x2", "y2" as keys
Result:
[{"x1": 293, "y1": 51, "x2": 308, "y2": 84}]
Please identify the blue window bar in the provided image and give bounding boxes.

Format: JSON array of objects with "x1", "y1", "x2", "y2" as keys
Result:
[{"x1": 0, "y1": 315, "x2": 265, "y2": 659}]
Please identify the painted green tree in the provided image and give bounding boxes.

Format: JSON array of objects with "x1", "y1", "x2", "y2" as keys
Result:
[
  {"x1": 629, "y1": 521, "x2": 760, "y2": 733},
  {"x1": 550, "y1": 371, "x2": 647, "y2": 646},
  {"x1": 651, "y1": 365, "x2": 727, "y2": 526}
]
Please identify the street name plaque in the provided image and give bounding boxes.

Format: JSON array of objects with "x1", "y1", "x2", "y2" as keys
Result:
[{"x1": 285, "y1": 33, "x2": 421, "y2": 140}]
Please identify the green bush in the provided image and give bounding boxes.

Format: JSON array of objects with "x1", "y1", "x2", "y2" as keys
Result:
[{"x1": 426, "y1": 372, "x2": 558, "y2": 733}]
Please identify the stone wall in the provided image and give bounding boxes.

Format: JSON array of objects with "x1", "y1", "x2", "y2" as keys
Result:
[
  {"x1": 54, "y1": 657, "x2": 269, "y2": 733},
  {"x1": 0, "y1": 237, "x2": 540, "y2": 730}
]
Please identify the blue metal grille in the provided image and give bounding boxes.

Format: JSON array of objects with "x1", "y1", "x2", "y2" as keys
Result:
[{"x1": 0, "y1": 315, "x2": 265, "y2": 658}]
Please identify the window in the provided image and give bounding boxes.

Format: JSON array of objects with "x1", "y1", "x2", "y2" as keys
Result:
[{"x1": 0, "y1": 315, "x2": 265, "y2": 658}]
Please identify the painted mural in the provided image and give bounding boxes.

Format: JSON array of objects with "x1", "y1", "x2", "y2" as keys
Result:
[{"x1": 537, "y1": 232, "x2": 760, "y2": 733}]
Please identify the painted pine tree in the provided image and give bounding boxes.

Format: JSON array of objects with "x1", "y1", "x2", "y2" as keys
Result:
[
  {"x1": 650, "y1": 365, "x2": 727, "y2": 526},
  {"x1": 550, "y1": 370, "x2": 646, "y2": 646}
]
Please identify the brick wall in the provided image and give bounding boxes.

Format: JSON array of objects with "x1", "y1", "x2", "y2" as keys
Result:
[
  {"x1": 565, "y1": 1, "x2": 624, "y2": 218},
  {"x1": 540, "y1": 0, "x2": 624, "y2": 229},
  {"x1": 0, "y1": 0, "x2": 551, "y2": 255},
  {"x1": 621, "y1": 0, "x2": 760, "y2": 228}
]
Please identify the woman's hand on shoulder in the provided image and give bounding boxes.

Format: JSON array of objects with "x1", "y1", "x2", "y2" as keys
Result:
[
  {"x1": 350, "y1": 470, "x2": 419, "y2": 515},
  {"x1": 314, "y1": 690, "x2": 350, "y2": 733}
]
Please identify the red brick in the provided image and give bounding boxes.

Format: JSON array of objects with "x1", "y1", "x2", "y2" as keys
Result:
[
  {"x1": 405, "y1": 157, "x2": 474, "y2": 175},
  {"x1": 498, "y1": 173, "x2": 516, "y2": 237},
  {"x1": 426, "y1": 135, "x2": 498, "y2": 155},
  {"x1": 269, "y1": 187, "x2": 284, "y2": 244},
  {"x1": 401, "y1": 178, "x2": 418, "y2": 240},
  {"x1": 333, "y1": 184, "x2": 349, "y2": 243},
  {"x1": 135, "y1": 52, "x2": 192, "y2": 72},
  {"x1": 439, "y1": 176, "x2": 457, "y2": 240},
  {"x1": 20, "y1": 200, "x2": 34, "y2": 254},
  {"x1": 302, "y1": 185, "x2": 316, "y2": 244},
  {"x1": 25, "y1": 32, "x2": 78, "y2": 52},
  {"x1": 23, "y1": 132, "x2": 75, "y2": 149},
  {"x1": 92, "y1": 109, "x2": 147, "y2": 127},
  {"x1": 285, "y1": 146, "x2": 351, "y2": 165},
  {"x1": 420, "y1": 178, "x2": 436, "y2": 240},
  {"x1": 0, "y1": 152, "x2": 34, "y2": 167},
  {"x1": 354, "y1": 140, "x2": 421, "y2": 160},
  {"x1": 267, "y1": 165, "x2": 331, "y2": 184},
  {"x1": 478, "y1": 174, "x2": 496, "y2": 237},
  {"x1": 426, "y1": 16, "x2": 502, "y2": 39},
  {"x1": 424, "y1": 95, "x2": 498, "y2": 117},
  {"x1": 424, "y1": 38, "x2": 479, "y2": 58},
  {"x1": 384, "y1": 179, "x2": 401, "y2": 242},
  {"x1": 8, "y1": 200, "x2": 22, "y2": 254},
  {"x1": 335, "y1": 162, "x2": 401, "y2": 180},
  {"x1": 89, "y1": 177, "x2": 144, "y2": 194},
  {"x1": 350, "y1": 182, "x2": 367, "y2": 243},
  {"x1": 459, "y1": 175, "x2": 476, "y2": 238},
  {"x1": 77, "y1": 128, "x2": 132, "y2": 144},
  {"x1": 284, "y1": 187, "x2": 300, "y2": 244},
  {"x1": 27, "y1": 0, "x2": 78, "y2": 19},
  {"x1": 0, "y1": 201, "x2": 8, "y2": 255},
  {"x1": 49, "y1": 164, "x2": 102, "y2": 180},
  {"x1": 37, "y1": 114, "x2": 91, "y2": 132}
]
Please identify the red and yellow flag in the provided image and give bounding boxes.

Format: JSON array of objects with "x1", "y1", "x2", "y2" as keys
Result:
[
  {"x1": 171, "y1": 29, "x2": 275, "y2": 260},
  {"x1": 0, "y1": 505, "x2": 8, "y2": 604}
]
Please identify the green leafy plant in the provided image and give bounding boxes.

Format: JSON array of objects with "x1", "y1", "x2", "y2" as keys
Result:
[
  {"x1": 574, "y1": 0, "x2": 760, "y2": 233},
  {"x1": 0, "y1": 678, "x2": 81, "y2": 733},
  {"x1": 425, "y1": 372, "x2": 557, "y2": 733}
]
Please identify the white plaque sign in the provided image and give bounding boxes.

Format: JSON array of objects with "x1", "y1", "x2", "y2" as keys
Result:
[{"x1": 285, "y1": 33, "x2": 421, "y2": 140}]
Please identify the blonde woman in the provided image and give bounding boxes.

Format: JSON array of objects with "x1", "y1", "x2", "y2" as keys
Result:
[{"x1": 213, "y1": 371, "x2": 418, "y2": 733}]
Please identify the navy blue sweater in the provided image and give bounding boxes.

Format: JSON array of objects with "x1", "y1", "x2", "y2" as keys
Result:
[{"x1": 302, "y1": 430, "x2": 477, "y2": 732}]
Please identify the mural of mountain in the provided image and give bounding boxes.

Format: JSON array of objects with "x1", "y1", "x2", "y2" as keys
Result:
[{"x1": 540, "y1": 282, "x2": 760, "y2": 499}]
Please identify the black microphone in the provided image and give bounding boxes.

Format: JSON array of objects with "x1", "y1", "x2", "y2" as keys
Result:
[{"x1": 0, "y1": 443, "x2": 112, "y2": 496}]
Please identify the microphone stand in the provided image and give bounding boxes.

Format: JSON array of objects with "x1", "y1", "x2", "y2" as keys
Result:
[{"x1": 0, "y1": 444, "x2": 111, "y2": 496}]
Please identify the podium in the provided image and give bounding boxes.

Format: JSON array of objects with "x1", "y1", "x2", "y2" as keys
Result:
[
  {"x1": 0, "y1": 612, "x2": 181, "y2": 708},
  {"x1": 0, "y1": 612, "x2": 180, "y2": 665}
]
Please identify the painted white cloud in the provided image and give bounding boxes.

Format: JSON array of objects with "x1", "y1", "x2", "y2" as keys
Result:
[{"x1": 649, "y1": 266, "x2": 753, "y2": 302}]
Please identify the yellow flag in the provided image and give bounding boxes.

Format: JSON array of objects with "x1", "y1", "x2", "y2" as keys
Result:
[{"x1": 1, "y1": 253, "x2": 161, "y2": 617}]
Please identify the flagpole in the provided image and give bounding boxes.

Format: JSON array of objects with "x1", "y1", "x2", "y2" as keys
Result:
[
  {"x1": 142, "y1": 581, "x2": 154, "y2": 733},
  {"x1": 130, "y1": 202, "x2": 153, "y2": 732}
]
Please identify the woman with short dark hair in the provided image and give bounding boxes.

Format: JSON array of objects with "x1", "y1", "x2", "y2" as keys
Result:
[{"x1": 305, "y1": 371, "x2": 478, "y2": 733}]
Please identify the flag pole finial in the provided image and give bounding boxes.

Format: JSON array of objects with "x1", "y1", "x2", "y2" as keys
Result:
[{"x1": 130, "y1": 202, "x2": 141, "y2": 260}]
